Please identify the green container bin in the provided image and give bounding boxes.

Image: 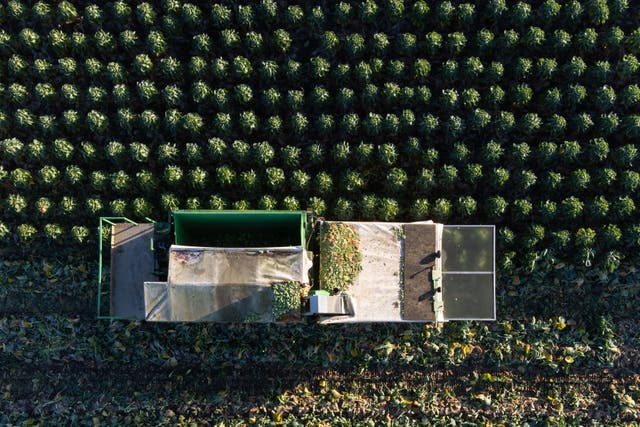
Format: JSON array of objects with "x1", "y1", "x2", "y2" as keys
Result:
[{"x1": 172, "y1": 210, "x2": 309, "y2": 248}]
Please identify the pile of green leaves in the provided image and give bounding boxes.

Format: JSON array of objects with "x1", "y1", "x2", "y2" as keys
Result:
[
  {"x1": 0, "y1": 307, "x2": 638, "y2": 424},
  {"x1": 319, "y1": 222, "x2": 362, "y2": 292},
  {"x1": 272, "y1": 281, "x2": 301, "y2": 320},
  {"x1": 1, "y1": 256, "x2": 640, "y2": 423}
]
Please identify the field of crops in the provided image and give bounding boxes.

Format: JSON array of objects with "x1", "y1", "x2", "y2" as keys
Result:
[{"x1": 1, "y1": 0, "x2": 639, "y2": 424}]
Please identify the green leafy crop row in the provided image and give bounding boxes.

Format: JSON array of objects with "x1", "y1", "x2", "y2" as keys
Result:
[{"x1": 0, "y1": 1, "x2": 639, "y2": 272}]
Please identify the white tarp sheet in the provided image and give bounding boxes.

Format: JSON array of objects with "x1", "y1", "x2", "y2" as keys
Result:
[
  {"x1": 144, "y1": 281, "x2": 275, "y2": 322},
  {"x1": 167, "y1": 245, "x2": 312, "y2": 285},
  {"x1": 319, "y1": 222, "x2": 405, "y2": 323},
  {"x1": 143, "y1": 245, "x2": 312, "y2": 322}
]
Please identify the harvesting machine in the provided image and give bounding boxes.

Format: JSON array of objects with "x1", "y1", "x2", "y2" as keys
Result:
[{"x1": 98, "y1": 210, "x2": 495, "y2": 323}]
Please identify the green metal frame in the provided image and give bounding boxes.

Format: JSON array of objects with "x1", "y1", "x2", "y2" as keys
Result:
[
  {"x1": 172, "y1": 210, "x2": 310, "y2": 248},
  {"x1": 97, "y1": 216, "x2": 138, "y2": 320}
]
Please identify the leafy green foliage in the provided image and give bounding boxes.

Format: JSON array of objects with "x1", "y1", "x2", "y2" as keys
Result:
[
  {"x1": 272, "y1": 281, "x2": 302, "y2": 320},
  {"x1": 319, "y1": 222, "x2": 361, "y2": 292}
]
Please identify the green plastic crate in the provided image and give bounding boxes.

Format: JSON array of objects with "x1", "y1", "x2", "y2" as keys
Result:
[{"x1": 172, "y1": 210, "x2": 309, "y2": 248}]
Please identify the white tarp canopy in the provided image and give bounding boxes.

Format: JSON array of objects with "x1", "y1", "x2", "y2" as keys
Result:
[
  {"x1": 143, "y1": 245, "x2": 312, "y2": 322},
  {"x1": 167, "y1": 245, "x2": 312, "y2": 285}
]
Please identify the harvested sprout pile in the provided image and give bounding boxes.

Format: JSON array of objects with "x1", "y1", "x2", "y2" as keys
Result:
[
  {"x1": 272, "y1": 281, "x2": 301, "y2": 320},
  {"x1": 319, "y1": 222, "x2": 362, "y2": 292}
]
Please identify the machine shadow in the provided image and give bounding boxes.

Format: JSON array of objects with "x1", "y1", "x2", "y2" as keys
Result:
[{"x1": 496, "y1": 260, "x2": 640, "y2": 325}]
